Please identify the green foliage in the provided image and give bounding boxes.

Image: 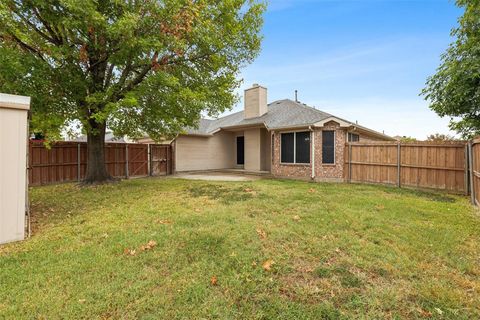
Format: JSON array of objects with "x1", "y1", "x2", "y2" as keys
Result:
[
  {"x1": 0, "y1": 0, "x2": 265, "y2": 141},
  {"x1": 399, "y1": 136, "x2": 417, "y2": 142},
  {"x1": 426, "y1": 133, "x2": 458, "y2": 142},
  {"x1": 422, "y1": 0, "x2": 480, "y2": 139}
]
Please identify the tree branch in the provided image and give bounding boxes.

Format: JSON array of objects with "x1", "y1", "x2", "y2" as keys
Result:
[
  {"x1": 32, "y1": 6, "x2": 63, "y2": 45},
  {"x1": 1, "y1": 33, "x2": 46, "y2": 61},
  {"x1": 13, "y1": 10, "x2": 59, "y2": 45},
  {"x1": 104, "y1": 63, "x2": 115, "y2": 88}
]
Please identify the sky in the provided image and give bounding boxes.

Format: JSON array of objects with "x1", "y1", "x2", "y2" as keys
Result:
[{"x1": 221, "y1": 0, "x2": 464, "y2": 139}]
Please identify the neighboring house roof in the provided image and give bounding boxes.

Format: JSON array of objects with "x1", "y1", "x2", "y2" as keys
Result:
[
  {"x1": 70, "y1": 132, "x2": 127, "y2": 143},
  {"x1": 184, "y1": 99, "x2": 394, "y2": 140}
]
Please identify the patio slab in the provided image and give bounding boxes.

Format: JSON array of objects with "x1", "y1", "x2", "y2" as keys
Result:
[{"x1": 174, "y1": 172, "x2": 264, "y2": 181}]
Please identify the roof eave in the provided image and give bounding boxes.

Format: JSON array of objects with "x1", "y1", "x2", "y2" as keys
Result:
[
  {"x1": 349, "y1": 126, "x2": 396, "y2": 141},
  {"x1": 270, "y1": 124, "x2": 313, "y2": 131},
  {"x1": 178, "y1": 132, "x2": 214, "y2": 137},
  {"x1": 215, "y1": 122, "x2": 267, "y2": 131}
]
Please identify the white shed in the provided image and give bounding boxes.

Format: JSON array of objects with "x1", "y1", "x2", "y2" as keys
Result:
[{"x1": 0, "y1": 93, "x2": 30, "y2": 245}]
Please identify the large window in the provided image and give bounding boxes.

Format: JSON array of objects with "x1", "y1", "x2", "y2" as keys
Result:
[
  {"x1": 281, "y1": 131, "x2": 310, "y2": 164},
  {"x1": 348, "y1": 132, "x2": 359, "y2": 142},
  {"x1": 322, "y1": 131, "x2": 335, "y2": 164}
]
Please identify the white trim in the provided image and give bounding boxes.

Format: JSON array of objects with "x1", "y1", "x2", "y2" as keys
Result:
[
  {"x1": 321, "y1": 130, "x2": 335, "y2": 165},
  {"x1": 279, "y1": 131, "x2": 311, "y2": 165},
  {"x1": 347, "y1": 132, "x2": 360, "y2": 142},
  {"x1": 313, "y1": 117, "x2": 350, "y2": 128},
  {"x1": 311, "y1": 128, "x2": 315, "y2": 179}
]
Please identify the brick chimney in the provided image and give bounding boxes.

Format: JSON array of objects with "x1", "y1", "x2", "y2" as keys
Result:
[{"x1": 244, "y1": 84, "x2": 267, "y2": 119}]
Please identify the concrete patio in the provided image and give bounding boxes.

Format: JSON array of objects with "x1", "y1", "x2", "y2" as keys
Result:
[{"x1": 174, "y1": 169, "x2": 271, "y2": 181}]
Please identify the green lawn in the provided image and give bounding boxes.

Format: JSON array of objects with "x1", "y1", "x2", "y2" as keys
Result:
[{"x1": 1, "y1": 178, "x2": 479, "y2": 319}]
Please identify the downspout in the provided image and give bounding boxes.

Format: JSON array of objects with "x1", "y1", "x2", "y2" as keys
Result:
[{"x1": 310, "y1": 126, "x2": 315, "y2": 180}]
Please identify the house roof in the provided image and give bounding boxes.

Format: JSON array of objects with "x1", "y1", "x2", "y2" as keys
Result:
[
  {"x1": 70, "y1": 132, "x2": 127, "y2": 143},
  {"x1": 184, "y1": 99, "x2": 394, "y2": 140}
]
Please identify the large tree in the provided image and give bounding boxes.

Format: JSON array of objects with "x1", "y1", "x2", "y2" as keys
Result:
[
  {"x1": 422, "y1": 0, "x2": 480, "y2": 139},
  {"x1": 0, "y1": 0, "x2": 264, "y2": 183}
]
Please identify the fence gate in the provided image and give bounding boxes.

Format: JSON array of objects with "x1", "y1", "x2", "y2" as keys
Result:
[{"x1": 150, "y1": 144, "x2": 173, "y2": 176}]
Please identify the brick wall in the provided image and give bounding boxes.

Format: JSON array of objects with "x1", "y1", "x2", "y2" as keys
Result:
[
  {"x1": 271, "y1": 131, "x2": 312, "y2": 179},
  {"x1": 314, "y1": 122, "x2": 346, "y2": 182},
  {"x1": 271, "y1": 121, "x2": 346, "y2": 181}
]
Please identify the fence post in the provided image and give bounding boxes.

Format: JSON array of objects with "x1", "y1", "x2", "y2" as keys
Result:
[
  {"x1": 125, "y1": 144, "x2": 129, "y2": 179},
  {"x1": 397, "y1": 143, "x2": 401, "y2": 188},
  {"x1": 465, "y1": 144, "x2": 469, "y2": 195},
  {"x1": 165, "y1": 146, "x2": 169, "y2": 176},
  {"x1": 348, "y1": 143, "x2": 352, "y2": 182},
  {"x1": 469, "y1": 141, "x2": 475, "y2": 205},
  {"x1": 77, "y1": 143, "x2": 81, "y2": 181},
  {"x1": 147, "y1": 144, "x2": 151, "y2": 176}
]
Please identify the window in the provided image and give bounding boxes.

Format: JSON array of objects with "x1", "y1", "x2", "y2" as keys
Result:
[
  {"x1": 295, "y1": 131, "x2": 310, "y2": 163},
  {"x1": 348, "y1": 132, "x2": 359, "y2": 142},
  {"x1": 280, "y1": 131, "x2": 310, "y2": 164},
  {"x1": 281, "y1": 133, "x2": 294, "y2": 163},
  {"x1": 322, "y1": 131, "x2": 335, "y2": 164}
]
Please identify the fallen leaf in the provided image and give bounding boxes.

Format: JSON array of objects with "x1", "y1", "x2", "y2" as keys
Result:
[
  {"x1": 434, "y1": 308, "x2": 443, "y2": 315},
  {"x1": 194, "y1": 208, "x2": 201, "y2": 213},
  {"x1": 308, "y1": 188, "x2": 316, "y2": 193},
  {"x1": 256, "y1": 228, "x2": 267, "y2": 239},
  {"x1": 124, "y1": 248, "x2": 136, "y2": 256},
  {"x1": 293, "y1": 215, "x2": 301, "y2": 221},
  {"x1": 140, "y1": 240, "x2": 157, "y2": 251},
  {"x1": 417, "y1": 308, "x2": 432, "y2": 318},
  {"x1": 244, "y1": 188, "x2": 257, "y2": 195},
  {"x1": 262, "y1": 259, "x2": 274, "y2": 271},
  {"x1": 157, "y1": 219, "x2": 172, "y2": 225},
  {"x1": 210, "y1": 276, "x2": 218, "y2": 286}
]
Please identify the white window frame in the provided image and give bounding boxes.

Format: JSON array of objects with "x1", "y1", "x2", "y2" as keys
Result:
[
  {"x1": 322, "y1": 130, "x2": 336, "y2": 165},
  {"x1": 347, "y1": 132, "x2": 359, "y2": 142},
  {"x1": 280, "y1": 131, "x2": 311, "y2": 165}
]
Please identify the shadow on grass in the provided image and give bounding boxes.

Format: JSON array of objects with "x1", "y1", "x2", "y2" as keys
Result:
[
  {"x1": 187, "y1": 184, "x2": 264, "y2": 204},
  {"x1": 345, "y1": 182, "x2": 460, "y2": 204}
]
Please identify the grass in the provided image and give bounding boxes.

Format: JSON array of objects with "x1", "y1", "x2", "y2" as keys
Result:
[{"x1": 0, "y1": 177, "x2": 479, "y2": 319}]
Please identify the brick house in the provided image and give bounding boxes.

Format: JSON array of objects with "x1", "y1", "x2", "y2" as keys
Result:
[{"x1": 171, "y1": 84, "x2": 394, "y2": 181}]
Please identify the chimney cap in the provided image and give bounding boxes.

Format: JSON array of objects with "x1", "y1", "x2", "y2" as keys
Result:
[{"x1": 245, "y1": 83, "x2": 267, "y2": 92}]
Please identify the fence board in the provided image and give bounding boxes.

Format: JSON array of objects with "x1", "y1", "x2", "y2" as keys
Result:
[
  {"x1": 28, "y1": 141, "x2": 172, "y2": 186},
  {"x1": 346, "y1": 141, "x2": 467, "y2": 193},
  {"x1": 471, "y1": 139, "x2": 480, "y2": 205}
]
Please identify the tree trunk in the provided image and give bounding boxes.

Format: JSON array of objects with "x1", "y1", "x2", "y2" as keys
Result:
[{"x1": 83, "y1": 121, "x2": 112, "y2": 184}]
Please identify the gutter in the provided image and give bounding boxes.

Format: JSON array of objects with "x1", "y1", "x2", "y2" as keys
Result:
[
  {"x1": 349, "y1": 125, "x2": 396, "y2": 141},
  {"x1": 309, "y1": 126, "x2": 315, "y2": 180}
]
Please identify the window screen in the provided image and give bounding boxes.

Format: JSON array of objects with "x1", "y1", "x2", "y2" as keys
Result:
[
  {"x1": 295, "y1": 131, "x2": 310, "y2": 163},
  {"x1": 322, "y1": 131, "x2": 335, "y2": 164},
  {"x1": 348, "y1": 133, "x2": 359, "y2": 142},
  {"x1": 281, "y1": 133, "x2": 294, "y2": 163}
]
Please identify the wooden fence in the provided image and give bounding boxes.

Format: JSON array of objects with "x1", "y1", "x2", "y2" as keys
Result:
[
  {"x1": 344, "y1": 142, "x2": 468, "y2": 193},
  {"x1": 470, "y1": 139, "x2": 480, "y2": 205},
  {"x1": 28, "y1": 141, "x2": 172, "y2": 186}
]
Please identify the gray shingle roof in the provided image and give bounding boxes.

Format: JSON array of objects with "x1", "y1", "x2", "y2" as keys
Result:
[
  {"x1": 185, "y1": 99, "x2": 335, "y2": 135},
  {"x1": 70, "y1": 132, "x2": 127, "y2": 143},
  {"x1": 182, "y1": 99, "x2": 394, "y2": 140}
]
